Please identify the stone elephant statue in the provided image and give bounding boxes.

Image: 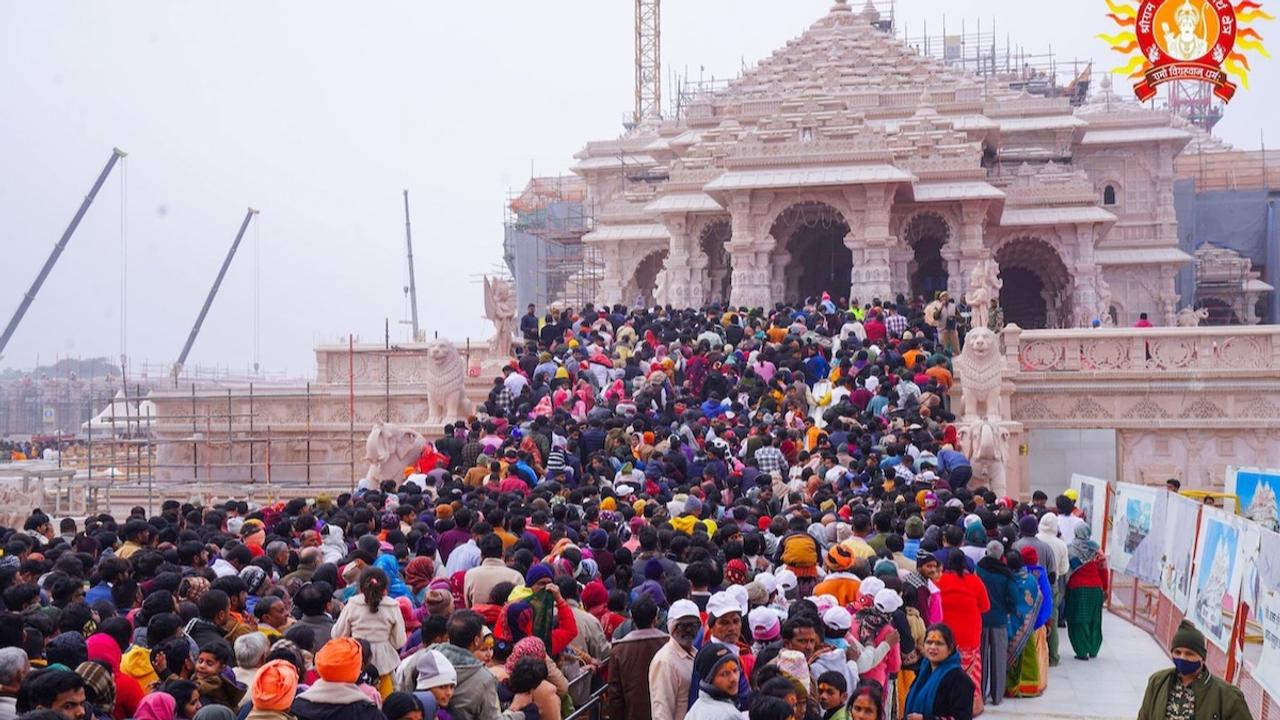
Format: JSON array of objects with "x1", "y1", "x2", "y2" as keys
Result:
[{"x1": 363, "y1": 422, "x2": 426, "y2": 485}]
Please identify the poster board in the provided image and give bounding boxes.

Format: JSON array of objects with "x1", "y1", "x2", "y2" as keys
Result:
[
  {"x1": 1108, "y1": 482, "x2": 1165, "y2": 582},
  {"x1": 1187, "y1": 507, "x2": 1259, "y2": 651},
  {"x1": 1251, "y1": 528, "x2": 1280, "y2": 700},
  {"x1": 1226, "y1": 466, "x2": 1280, "y2": 531},
  {"x1": 1071, "y1": 473, "x2": 1109, "y2": 548},
  {"x1": 1160, "y1": 492, "x2": 1202, "y2": 613}
]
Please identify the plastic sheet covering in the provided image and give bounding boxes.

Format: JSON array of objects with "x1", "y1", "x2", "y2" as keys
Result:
[{"x1": 1174, "y1": 179, "x2": 1273, "y2": 321}]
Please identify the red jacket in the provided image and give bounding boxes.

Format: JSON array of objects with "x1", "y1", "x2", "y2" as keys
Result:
[
  {"x1": 936, "y1": 570, "x2": 991, "y2": 651},
  {"x1": 1067, "y1": 556, "x2": 1110, "y2": 592}
]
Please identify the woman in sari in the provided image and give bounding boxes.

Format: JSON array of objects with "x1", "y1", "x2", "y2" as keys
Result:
[
  {"x1": 1065, "y1": 524, "x2": 1109, "y2": 660},
  {"x1": 1004, "y1": 548, "x2": 1051, "y2": 698}
]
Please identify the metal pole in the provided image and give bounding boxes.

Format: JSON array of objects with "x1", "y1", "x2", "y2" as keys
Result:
[
  {"x1": 384, "y1": 318, "x2": 391, "y2": 422},
  {"x1": 248, "y1": 382, "x2": 255, "y2": 485},
  {"x1": 226, "y1": 388, "x2": 232, "y2": 486},
  {"x1": 191, "y1": 383, "x2": 198, "y2": 482},
  {"x1": 0, "y1": 148, "x2": 127, "y2": 358},
  {"x1": 403, "y1": 191, "x2": 421, "y2": 341},
  {"x1": 173, "y1": 208, "x2": 259, "y2": 382},
  {"x1": 348, "y1": 335, "x2": 355, "y2": 490}
]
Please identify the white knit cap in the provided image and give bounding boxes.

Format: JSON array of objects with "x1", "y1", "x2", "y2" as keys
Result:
[
  {"x1": 667, "y1": 599, "x2": 701, "y2": 632},
  {"x1": 415, "y1": 650, "x2": 457, "y2": 690},
  {"x1": 874, "y1": 588, "x2": 904, "y2": 614},
  {"x1": 775, "y1": 569, "x2": 798, "y2": 592},
  {"x1": 754, "y1": 572, "x2": 778, "y2": 596},
  {"x1": 822, "y1": 606, "x2": 853, "y2": 632},
  {"x1": 859, "y1": 577, "x2": 886, "y2": 599},
  {"x1": 706, "y1": 591, "x2": 742, "y2": 620}
]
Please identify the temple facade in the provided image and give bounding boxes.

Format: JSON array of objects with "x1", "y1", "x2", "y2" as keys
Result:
[{"x1": 572, "y1": 0, "x2": 1203, "y2": 329}]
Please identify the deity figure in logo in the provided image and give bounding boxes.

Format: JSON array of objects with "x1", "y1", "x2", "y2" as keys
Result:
[{"x1": 1162, "y1": 0, "x2": 1211, "y2": 61}]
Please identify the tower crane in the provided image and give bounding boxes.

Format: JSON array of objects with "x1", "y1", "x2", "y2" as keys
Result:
[
  {"x1": 0, "y1": 148, "x2": 128, "y2": 359},
  {"x1": 635, "y1": 0, "x2": 661, "y2": 125}
]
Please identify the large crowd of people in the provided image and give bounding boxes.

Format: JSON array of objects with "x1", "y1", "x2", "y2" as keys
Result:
[{"x1": 0, "y1": 295, "x2": 1244, "y2": 720}]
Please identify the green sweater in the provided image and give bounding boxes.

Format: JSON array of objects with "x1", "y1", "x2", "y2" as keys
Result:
[{"x1": 1136, "y1": 668, "x2": 1252, "y2": 720}]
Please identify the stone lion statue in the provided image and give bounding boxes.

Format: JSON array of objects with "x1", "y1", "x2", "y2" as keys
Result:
[
  {"x1": 424, "y1": 339, "x2": 472, "y2": 424},
  {"x1": 1176, "y1": 307, "x2": 1210, "y2": 327},
  {"x1": 960, "y1": 420, "x2": 1010, "y2": 496},
  {"x1": 955, "y1": 326, "x2": 1004, "y2": 422},
  {"x1": 363, "y1": 422, "x2": 426, "y2": 484}
]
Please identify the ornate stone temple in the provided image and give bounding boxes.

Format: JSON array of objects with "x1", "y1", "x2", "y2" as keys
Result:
[{"x1": 573, "y1": 0, "x2": 1199, "y2": 328}]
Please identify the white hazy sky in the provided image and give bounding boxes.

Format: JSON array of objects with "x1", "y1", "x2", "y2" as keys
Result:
[{"x1": 2, "y1": 0, "x2": 1276, "y2": 377}]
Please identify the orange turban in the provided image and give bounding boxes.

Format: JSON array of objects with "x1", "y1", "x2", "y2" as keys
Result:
[
  {"x1": 315, "y1": 637, "x2": 363, "y2": 683},
  {"x1": 252, "y1": 659, "x2": 299, "y2": 710}
]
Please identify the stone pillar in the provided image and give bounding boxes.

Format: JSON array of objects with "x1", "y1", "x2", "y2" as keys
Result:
[
  {"x1": 727, "y1": 195, "x2": 774, "y2": 309},
  {"x1": 941, "y1": 246, "x2": 962, "y2": 298},
  {"x1": 958, "y1": 201, "x2": 992, "y2": 301},
  {"x1": 662, "y1": 221, "x2": 695, "y2": 308},
  {"x1": 848, "y1": 185, "x2": 894, "y2": 302},
  {"x1": 1159, "y1": 267, "x2": 1179, "y2": 326},
  {"x1": 769, "y1": 252, "x2": 791, "y2": 303},
  {"x1": 890, "y1": 245, "x2": 914, "y2": 298},
  {"x1": 598, "y1": 244, "x2": 624, "y2": 305}
]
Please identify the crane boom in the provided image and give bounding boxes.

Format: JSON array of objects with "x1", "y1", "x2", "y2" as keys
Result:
[
  {"x1": 172, "y1": 208, "x2": 258, "y2": 382},
  {"x1": 403, "y1": 190, "x2": 421, "y2": 341},
  {"x1": 0, "y1": 148, "x2": 128, "y2": 359}
]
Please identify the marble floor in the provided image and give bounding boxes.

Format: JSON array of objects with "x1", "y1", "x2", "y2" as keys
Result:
[{"x1": 981, "y1": 612, "x2": 1169, "y2": 719}]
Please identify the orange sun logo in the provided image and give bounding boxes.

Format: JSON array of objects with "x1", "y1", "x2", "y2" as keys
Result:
[{"x1": 1100, "y1": 0, "x2": 1273, "y2": 101}]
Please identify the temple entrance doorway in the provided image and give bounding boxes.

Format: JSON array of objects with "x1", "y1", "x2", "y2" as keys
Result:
[
  {"x1": 996, "y1": 238, "x2": 1072, "y2": 329},
  {"x1": 628, "y1": 249, "x2": 668, "y2": 307},
  {"x1": 699, "y1": 221, "x2": 732, "y2": 306},
  {"x1": 904, "y1": 213, "x2": 951, "y2": 301},
  {"x1": 772, "y1": 202, "x2": 851, "y2": 302}
]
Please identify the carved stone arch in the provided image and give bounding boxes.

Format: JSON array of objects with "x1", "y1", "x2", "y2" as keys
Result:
[
  {"x1": 625, "y1": 248, "x2": 670, "y2": 308},
  {"x1": 995, "y1": 236, "x2": 1074, "y2": 329},
  {"x1": 900, "y1": 210, "x2": 955, "y2": 301},
  {"x1": 766, "y1": 199, "x2": 853, "y2": 302},
  {"x1": 760, "y1": 191, "x2": 855, "y2": 239}
]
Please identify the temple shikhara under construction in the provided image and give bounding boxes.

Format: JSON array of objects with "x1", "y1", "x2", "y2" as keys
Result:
[{"x1": 509, "y1": 0, "x2": 1265, "y2": 330}]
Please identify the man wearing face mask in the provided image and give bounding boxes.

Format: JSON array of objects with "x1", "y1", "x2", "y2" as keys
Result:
[
  {"x1": 649, "y1": 600, "x2": 702, "y2": 720},
  {"x1": 1136, "y1": 620, "x2": 1251, "y2": 719}
]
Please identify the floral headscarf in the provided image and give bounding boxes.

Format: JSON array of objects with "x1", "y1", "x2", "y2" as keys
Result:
[{"x1": 504, "y1": 636, "x2": 548, "y2": 676}]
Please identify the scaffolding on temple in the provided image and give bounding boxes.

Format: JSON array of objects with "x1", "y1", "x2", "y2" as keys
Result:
[
  {"x1": 502, "y1": 175, "x2": 603, "y2": 311},
  {"x1": 899, "y1": 16, "x2": 1092, "y2": 105}
]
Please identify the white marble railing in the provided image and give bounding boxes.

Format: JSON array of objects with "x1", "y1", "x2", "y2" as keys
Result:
[{"x1": 1009, "y1": 325, "x2": 1280, "y2": 375}]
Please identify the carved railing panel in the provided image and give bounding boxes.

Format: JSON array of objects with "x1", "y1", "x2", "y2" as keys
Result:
[{"x1": 1014, "y1": 327, "x2": 1280, "y2": 374}]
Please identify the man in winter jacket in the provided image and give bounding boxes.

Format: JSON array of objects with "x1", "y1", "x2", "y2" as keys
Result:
[
  {"x1": 1136, "y1": 621, "x2": 1250, "y2": 720},
  {"x1": 607, "y1": 597, "x2": 668, "y2": 720},
  {"x1": 430, "y1": 610, "x2": 523, "y2": 720}
]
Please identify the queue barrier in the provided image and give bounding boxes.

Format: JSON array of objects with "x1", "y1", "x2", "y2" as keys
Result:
[{"x1": 1109, "y1": 572, "x2": 1280, "y2": 718}]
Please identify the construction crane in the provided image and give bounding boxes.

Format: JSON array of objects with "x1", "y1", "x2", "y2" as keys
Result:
[
  {"x1": 171, "y1": 208, "x2": 258, "y2": 383},
  {"x1": 635, "y1": 0, "x2": 661, "y2": 125},
  {"x1": 0, "y1": 148, "x2": 127, "y2": 360},
  {"x1": 402, "y1": 190, "x2": 421, "y2": 341}
]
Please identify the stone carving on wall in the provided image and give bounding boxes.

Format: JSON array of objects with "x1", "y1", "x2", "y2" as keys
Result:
[
  {"x1": 1176, "y1": 307, "x2": 1210, "y2": 327},
  {"x1": 960, "y1": 421, "x2": 1011, "y2": 497},
  {"x1": 955, "y1": 327, "x2": 1004, "y2": 422},
  {"x1": 965, "y1": 260, "x2": 1003, "y2": 330},
  {"x1": 423, "y1": 340, "x2": 473, "y2": 424},
  {"x1": 363, "y1": 422, "x2": 426, "y2": 484},
  {"x1": 483, "y1": 276, "x2": 518, "y2": 358}
]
